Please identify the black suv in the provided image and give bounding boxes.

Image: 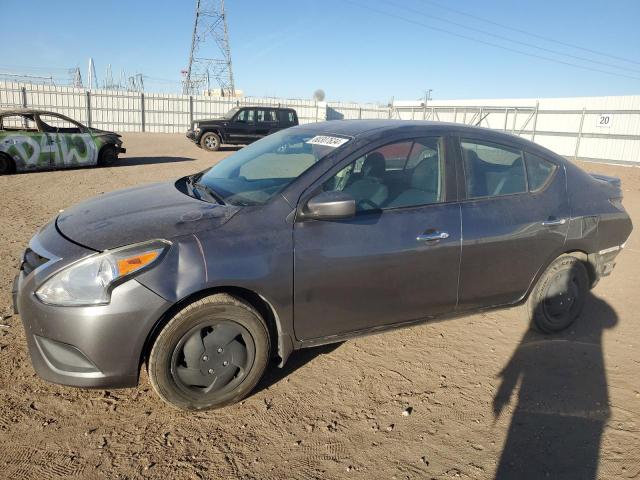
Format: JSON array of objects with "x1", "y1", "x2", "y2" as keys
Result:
[{"x1": 186, "y1": 106, "x2": 299, "y2": 151}]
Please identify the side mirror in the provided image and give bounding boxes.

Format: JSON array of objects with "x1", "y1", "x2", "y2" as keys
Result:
[{"x1": 303, "y1": 191, "x2": 356, "y2": 220}]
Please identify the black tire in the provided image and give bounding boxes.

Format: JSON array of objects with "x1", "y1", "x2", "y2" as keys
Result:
[
  {"x1": 200, "y1": 132, "x2": 221, "y2": 152},
  {"x1": 0, "y1": 154, "x2": 16, "y2": 175},
  {"x1": 528, "y1": 255, "x2": 589, "y2": 333},
  {"x1": 98, "y1": 145, "x2": 118, "y2": 167},
  {"x1": 148, "y1": 294, "x2": 270, "y2": 410}
]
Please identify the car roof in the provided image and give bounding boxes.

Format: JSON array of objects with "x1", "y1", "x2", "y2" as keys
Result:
[
  {"x1": 0, "y1": 108, "x2": 62, "y2": 117},
  {"x1": 290, "y1": 119, "x2": 547, "y2": 150},
  {"x1": 238, "y1": 106, "x2": 295, "y2": 111}
]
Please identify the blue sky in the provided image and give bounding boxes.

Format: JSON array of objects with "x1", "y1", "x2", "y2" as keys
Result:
[{"x1": 2, "y1": 0, "x2": 639, "y2": 103}]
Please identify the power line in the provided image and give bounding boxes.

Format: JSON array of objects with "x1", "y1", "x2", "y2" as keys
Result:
[
  {"x1": 418, "y1": 0, "x2": 640, "y2": 67},
  {"x1": 382, "y1": 0, "x2": 640, "y2": 75},
  {"x1": 344, "y1": 0, "x2": 640, "y2": 82}
]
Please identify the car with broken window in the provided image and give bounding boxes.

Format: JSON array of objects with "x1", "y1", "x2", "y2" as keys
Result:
[
  {"x1": 13, "y1": 120, "x2": 632, "y2": 411},
  {"x1": 186, "y1": 106, "x2": 298, "y2": 151},
  {"x1": 0, "y1": 109, "x2": 125, "y2": 174}
]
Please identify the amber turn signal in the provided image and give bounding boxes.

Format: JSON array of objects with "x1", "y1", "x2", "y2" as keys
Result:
[{"x1": 117, "y1": 251, "x2": 160, "y2": 276}]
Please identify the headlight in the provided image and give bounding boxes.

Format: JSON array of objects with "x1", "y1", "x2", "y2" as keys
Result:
[
  {"x1": 36, "y1": 240, "x2": 170, "y2": 306},
  {"x1": 193, "y1": 122, "x2": 200, "y2": 131}
]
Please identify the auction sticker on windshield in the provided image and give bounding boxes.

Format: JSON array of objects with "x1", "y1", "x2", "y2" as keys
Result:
[{"x1": 306, "y1": 135, "x2": 350, "y2": 148}]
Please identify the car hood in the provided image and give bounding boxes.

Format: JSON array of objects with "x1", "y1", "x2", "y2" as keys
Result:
[
  {"x1": 87, "y1": 127, "x2": 121, "y2": 138},
  {"x1": 55, "y1": 181, "x2": 240, "y2": 251},
  {"x1": 193, "y1": 118, "x2": 227, "y2": 127}
]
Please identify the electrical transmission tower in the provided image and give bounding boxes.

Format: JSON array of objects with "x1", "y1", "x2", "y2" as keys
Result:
[
  {"x1": 183, "y1": 0, "x2": 235, "y2": 96},
  {"x1": 69, "y1": 67, "x2": 83, "y2": 88}
]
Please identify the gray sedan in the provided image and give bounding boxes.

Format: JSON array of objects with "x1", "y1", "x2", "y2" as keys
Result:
[{"x1": 13, "y1": 120, "x2": 632, "y2": 410}]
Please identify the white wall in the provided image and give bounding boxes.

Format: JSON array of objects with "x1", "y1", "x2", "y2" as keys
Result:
[
  {"x1": 2, "y1": 81, "x2": 639, "y2": 164},
  {"x1": 392, "y1": 95, "x2": 640, "y2": 164}
]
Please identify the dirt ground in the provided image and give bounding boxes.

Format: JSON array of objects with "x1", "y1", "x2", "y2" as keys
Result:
[{"x1": 0, "y1": 133, "x2": 638, "y2": 480}]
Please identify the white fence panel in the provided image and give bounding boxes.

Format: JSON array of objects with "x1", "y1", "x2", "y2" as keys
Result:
[{"x1": 2, "y1": 81, "x2": 639, "y2": 164}]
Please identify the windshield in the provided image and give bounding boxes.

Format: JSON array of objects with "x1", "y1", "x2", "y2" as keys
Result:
[
  {"x1": 223, "y1": 108, "x2": 240, "y2": 119},
  {"x1": 197, "y1": 129, "x2": 350, "y2": 206}
]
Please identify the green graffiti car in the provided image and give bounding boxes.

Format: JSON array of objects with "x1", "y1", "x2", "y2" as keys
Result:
[{"x1": 0, "y1": 109, "x2": 125, "y2": 174}]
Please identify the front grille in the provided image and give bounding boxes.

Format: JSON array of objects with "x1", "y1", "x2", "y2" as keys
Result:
[{"x1": 21, "y1": 248, "x2": 49, "y2": 275}]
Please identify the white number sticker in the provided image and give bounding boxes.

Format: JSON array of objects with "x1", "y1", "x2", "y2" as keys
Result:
[
  {"x1": 596, "y1": 113, "x2": 613, "y2": 128},
  {"x1": 305, "y1": 135, "x2": 350, "y2": 148}
]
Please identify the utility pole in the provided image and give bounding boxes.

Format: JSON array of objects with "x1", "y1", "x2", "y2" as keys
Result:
[
  {"x1": 183, "y1": 0, "x2": 235, "y2": 96},
  {"x1": 422, "y1": 89, "x2": 432, "y2": 120}
]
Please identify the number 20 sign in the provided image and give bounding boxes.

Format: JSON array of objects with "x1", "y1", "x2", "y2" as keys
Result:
[{"x1": 596, "y1": 113, "x2": 613, "y2": 128}]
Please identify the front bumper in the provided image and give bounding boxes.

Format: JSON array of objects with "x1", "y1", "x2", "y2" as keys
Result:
[
  {"x1": 116, "y1": 146, "x2": 126, "y2": 154},
  {"x1": 14, "y1": 224, "x2": 172, "y2": 388},
  {"x1": 186, "y1": 129, "x2": 201, "y2": 143}
]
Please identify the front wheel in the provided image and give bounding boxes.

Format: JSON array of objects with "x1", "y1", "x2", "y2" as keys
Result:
[
  {"x1": 148, "y1": 294, "x2": 270, "y2": 410},
  {"x1": 200, "y1": 132, "x2": 221, "y2": 152},
  {"x1": 98, "y1": 145, "x2": 118, "y2": 166},
  {"x1": 527, "y1": 255, "x2": 589, "y2": 333}
]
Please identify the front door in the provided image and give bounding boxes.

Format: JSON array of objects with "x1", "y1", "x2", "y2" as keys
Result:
[
  {"x1": 37, "y1": 113, "x2": 98, "y2": 168},
  {"x1": 456, "y1": 137, "x2": 569, "y2": 310},
  {"x1": 293, "y1": 136, "x2": 461, "y2": 340},
  {"x1": 227, "y1": 109, "x2": 255, "y2": 143}
]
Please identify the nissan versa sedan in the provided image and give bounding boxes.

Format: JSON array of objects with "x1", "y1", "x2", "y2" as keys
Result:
[{"x1": 13, "y1": 120, "x2": 632, "y2": 410}]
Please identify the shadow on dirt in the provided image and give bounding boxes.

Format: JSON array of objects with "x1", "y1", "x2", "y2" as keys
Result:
[
  {"x1": 116, "y1": 156, "x2": 196, "y2": 166},
  {"x1": 217, "y1": 146, "x2": 244, "y2": 152},
  {"x1": 251, "y1": 342, "x2": 343, "y2": 397},
  {"x1": 493, "y1": 292, "x2": 616, "y2": 479}
]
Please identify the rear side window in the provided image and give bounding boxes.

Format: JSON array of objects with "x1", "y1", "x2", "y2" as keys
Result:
[
  {"x1": 280, "y1": 110, "x2": 295, "y2": 125},
  {"x1": 1, "y1": 114, "x2": 37, "y2": 131},
  {"x1": 461, "y1": 140, "x2": 526, "y2": 198},
  {"x1": 525, "y1": 152, "x2": 557, "y2": 191}
]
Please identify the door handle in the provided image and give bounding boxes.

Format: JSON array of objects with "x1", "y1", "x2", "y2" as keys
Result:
[
  {"x1": 541, "y1": 218, "x2": 567, "y2": 226},
  {"x1": 416, "y1": 231, "x2": 449, "y2": 242}
]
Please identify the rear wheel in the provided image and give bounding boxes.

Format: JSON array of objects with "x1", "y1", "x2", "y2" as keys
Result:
[
  {"x1": 200, "y1": 132, "x2": 221, "y2": 152},
  {"x1": 528, "y1": 255, "x2": 589, "y2": 333},
  {"x1": 148, "y1": 294, "x2": 270, "y2": 410},
  {"x1": 98, "y1": 145, "x2": 118, "y2": 166},
  {"x1": 0, "y1": 154, "x2": 16, "y2": 175}
]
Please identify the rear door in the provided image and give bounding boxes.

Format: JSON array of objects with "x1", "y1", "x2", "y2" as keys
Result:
[
  {"x1": 254, "y1": 108, "x2": 277, "y2": 139},
  {"x1": 456, "y1": 136, "x2": 568, "y2": 310},
  {"x1": 0, "y1": 113, "x2": 52, "y2": 170},
  {"x1": 293, "y1": 135, "x2": 461, "y2": 340}
]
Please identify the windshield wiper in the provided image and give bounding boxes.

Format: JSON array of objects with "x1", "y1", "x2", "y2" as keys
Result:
[{"x1": 194, "y1": 181, "x2": 225, "y2": 205}]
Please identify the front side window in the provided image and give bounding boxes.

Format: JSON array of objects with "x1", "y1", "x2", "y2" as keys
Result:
[
  {"x1": 461, "y1": 140, "x2": 526, "y2": 198},
  {"x1": 223, "y1": 108, "x2": 239, "y2": 119},
  {"x1": 38, "y1": 114, "x2": 82, "y2": 133},
  {"x1": 234, "y1": 109, "x2": 255, "y2": 123},
  {"x1": 197, "y1": 129, "x2": 350, "y2": 206},
  {"x1": 525, "y1": 152, "x2": 557, "y2": 191},
  {"x1": 323, "y1": 137, "x2": 444, "y2": 212}
]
